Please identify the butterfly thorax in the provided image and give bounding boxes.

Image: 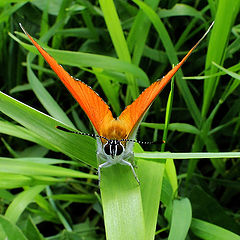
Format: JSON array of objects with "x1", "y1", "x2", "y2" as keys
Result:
[{"x1": 99, "y1": 118, "x2": 128, "y2": 145}]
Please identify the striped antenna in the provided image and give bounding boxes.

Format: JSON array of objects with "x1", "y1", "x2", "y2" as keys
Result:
[{"x1": 56, "y1": 126, "x2": 153, "y2": 145}]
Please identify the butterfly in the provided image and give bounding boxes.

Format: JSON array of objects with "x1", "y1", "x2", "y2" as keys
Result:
[{"x1": 19, "y1": 22, "x2": 213, "y2": 184}]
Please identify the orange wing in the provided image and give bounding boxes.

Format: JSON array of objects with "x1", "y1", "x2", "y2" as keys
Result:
[
  {"x1": 20, "y1": 24, "x2": 113, "y2": 135},
  {"x1": 119, "y1": 22, "x2": 214, "y2": 138}
]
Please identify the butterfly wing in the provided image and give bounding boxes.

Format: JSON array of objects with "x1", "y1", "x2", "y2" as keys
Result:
[
  {"x1": 119, "y1": 22, "x2": 214, "y2": 139},
  {"x1": 20, "y1": 24, "x2": 114, "y2": 135}
]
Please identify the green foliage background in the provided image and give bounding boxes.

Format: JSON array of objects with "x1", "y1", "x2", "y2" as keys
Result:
[{"x1": 0, "y1": 0, "x2": 240, "y2": 239}]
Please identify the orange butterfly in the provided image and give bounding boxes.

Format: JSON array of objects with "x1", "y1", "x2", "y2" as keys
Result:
[{"x1": 20, "y1": 23, "x2": 213, "y2": 184}]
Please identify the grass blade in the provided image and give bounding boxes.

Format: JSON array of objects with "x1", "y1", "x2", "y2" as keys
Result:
[
  {"x1": 0, "y1": 215, "x2": 28, "y2": 240},
  {"x1": 202, "y1": 0, "x2": 240, "y2": 117},
  {"x1": 168, "y1": 198, "x2": 192, "y2": 240},
  {"x1": 191, "y1": 218, "x2": 240, "y2": 240},
  {"x1": 5, "y1": 185, "x2": 46, "y2": 223},
  {"x1": 0, "y1": 91, "x2": 97, "y2": 167},
  {"x1": 100, "y1": 165, "x2": 145, "y2": 240}
]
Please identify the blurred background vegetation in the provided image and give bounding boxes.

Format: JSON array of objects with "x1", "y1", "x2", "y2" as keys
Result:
[{"x1": 0, "y1": 0, "x2": 240, "y2": 239}]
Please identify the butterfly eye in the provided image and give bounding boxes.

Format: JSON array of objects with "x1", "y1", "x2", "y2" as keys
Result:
[
  {"x1": 104, "y1": 143, "x2": 111, "y2": 156},
  {"x1": 104, "y1": 141, "x2": 124, "y2": 158},
  {"x1": 116, "y1": 143, "x2": 123, "y2": 156}
]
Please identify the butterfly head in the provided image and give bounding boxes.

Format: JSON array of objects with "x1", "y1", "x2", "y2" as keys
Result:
[{"x1": 103, "y1": 139, "x2": 124, "y2": 158}]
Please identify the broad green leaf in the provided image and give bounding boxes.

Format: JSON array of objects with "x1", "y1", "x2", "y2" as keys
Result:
[{"x1": 100, "y1": 164, "x2": 145, "y2": 240}]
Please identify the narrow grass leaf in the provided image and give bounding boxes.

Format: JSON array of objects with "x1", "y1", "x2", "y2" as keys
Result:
[
  {"x1": 168, "y1": 198, "x2": 192, "y2": 240},
  {"x1": 165, "y1": 159, "x2": 178, "y2": 197},
  {"x1": 137, "y1": 158, "x2": 165, "y2": 240},
  {"x1": 127, "y1": 0, "x2": 160, "y2": 65},
  {"x1": 161, "y1": 78, "x2": 174, "y2": 151},
  {"x1": 51, "y1": 194, "x2": 96, "y2": 203},
  {"x1": 0, "y1": 215, "x2": 28, "y2": 240},
  {"x1": 0, "y1": 2, "x2": 26, "y2": 23},
  {"x1": 12, "y1": 32, "x2": 149, "y2": 86},
  {"x1": 135, "y1": 152, "x2": 240, "y2": 160},
  {"x1": 93, "y1": 67, "x2": 121, "y2": 116},
  {"x1": 5, "y1": 185, "x2": 46, "y2": 223},
  {"x1": 24, "y1": 216, "x2": 44, "y2": 240},
  {"x1": 0, "y1": 91, "x2": 97, "y2": 167},
  {"x1": 191, "y1": 218, "x2": 240, "y2": 240},
  {"x1": 141, "y1": 122, "x2": 200, "y2": 135},
  {"x1": 0, "y1": 158, "x2": 97, "y2": 179},
  {"x1": 0, "y1": 120, "x2": 57, "y2": 150},
  {"x1": 99, "y1": 0, "x2": 138, "y2": 99},
  {"x1": 158, "y1": 4, "x2": 204, "y2": 20},
  {"x1": 132, "y1": 0, "x2": 201, "y2": 127},
  {"x1": 0, "y1": 173, "x2": 32, "y2": 189},
  {"x1": 202, "y1": 0, "x2": 240, "y2": 117},
  {"x1": 26, "y1": 53, "x2": 74, "y2": 128},
  {"x1": 212, "y1": 62, "x2": 240, "y2": 81}
]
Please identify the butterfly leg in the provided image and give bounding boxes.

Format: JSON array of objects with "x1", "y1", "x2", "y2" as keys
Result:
[
  {"x1": 121, "y1": 160, "x2": 140, "y2": 185},
  {"x1": 98, "y1": 161, "x2": 112, "y2": 186}
]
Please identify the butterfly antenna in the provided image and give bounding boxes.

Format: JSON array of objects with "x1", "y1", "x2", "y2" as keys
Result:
[
  {"x1": 120, "y1": 138, "x2": 154, "y2": 145},
  {"x1": 56, "y1": 126, "x2": 109, "y2": 141}
]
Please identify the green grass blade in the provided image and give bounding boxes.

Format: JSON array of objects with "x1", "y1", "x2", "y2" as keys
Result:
[
  {"x1": 0, "y1": 2, "x2": 26, "y2": 23},
  {"x1": 161, "y1": 77, "x2": 174, "y2": 151},
  {"x1": 158, "y1": 3, "x2": 205, "y2": 21},
  {"x1": 141, "y1": 122, "x2": 200, "y2": 135},
  {"x1": 99, "y1": 0, "x2": 138, "y2": 99},
  {"x1": 93, "y1": 67, "x2": 121, "y2": 116},
  {"x1": 26, "y1": 53, "x2": 75, "y2": 128},
  {"x1": 24, "y1": 216, "x2": 44, "y2": 240},
  {"x1": 0, "y1": 158, "x2": 97, "y2": 179},
  {"x1": 132, "y1": 0, "x2": 202, "y2": 127},
  {"x1": 127, "y1": 0, "x2": 160, "y2": 65},
  {"x1": 0, "y1": 120, "x2": 58, "y2": 150},
  {"x1": 12, "y1": 32, "x2": 149, "y2": 86},
  {"x1": 5, "y1": 185, "x2": 46, "y2": 223},
  {"x1": 191, "y1": 218, "x2": 240, "y2": 240},
  {"x1": 0, "y1": 215, "x2": 28, "y2": 240},
  {"x1": 135, "y1": 151, "x2": 240, "y2": 160},
  {"x1": 0, "y1": 91, "x2": 97, "y2": 167},
  {"x1": 137, "y1": 159, "x2": 165, "y2": 240},
  {"x1": 100, "y1": 165, "x2": 145, "y2": 240},
  {"x1": 202, "y1": 0, "x2": 240, "y2": 117},
  {"x1": 168, "y1": 198, "x2": 192, "y2": 240}
]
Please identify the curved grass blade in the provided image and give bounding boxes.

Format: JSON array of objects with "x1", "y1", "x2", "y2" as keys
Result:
[
  {"x1": 0, "y1": 91, "x2": 97, "y2": 167},
  {"x1": 0, "y1": 215, "x2": 28, "y2": 240},
  {"x1": 191, "y1": 218, "x2": 240, "y2": 240},
  {"x1": 168, "y1": 198, "x2": 192, "y2": 240},
  {"x1": 5, "y1": 185, "x2": 46, "y2": 223}
]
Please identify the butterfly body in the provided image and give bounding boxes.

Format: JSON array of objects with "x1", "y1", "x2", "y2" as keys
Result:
[
  {"x1": 99, "y1": 118, "x2": 128, "y2": 144},
  {"x1": 19, "y1": 22, "x2": 213, "y2": 185}
]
